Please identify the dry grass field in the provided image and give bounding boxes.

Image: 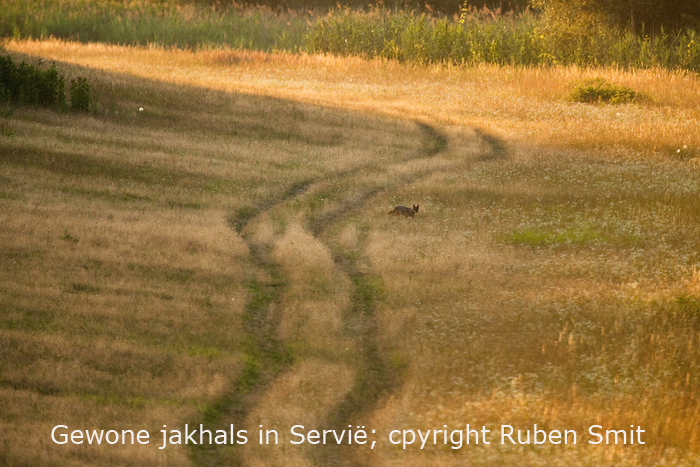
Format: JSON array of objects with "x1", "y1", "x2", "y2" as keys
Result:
[{"x1": 2, "y1": 39, "x2": 700, "y2": 466}]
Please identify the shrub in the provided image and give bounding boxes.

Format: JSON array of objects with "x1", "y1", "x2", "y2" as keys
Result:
[
  {"x1": 69, "y1": 77, "x2": 91, "y2": 112},
  {"x1": 0, "y1": 55, "x2": 67, "y2": 109},
  {"x1": 0, "y1": 55, "x2": 16, "y2": 103},
  {"x1": 568, "y1": 78, "x2": 638, "y2": 104},
  {"x1": 38, "y1": 64, "x2": 65, "y2": 108}
]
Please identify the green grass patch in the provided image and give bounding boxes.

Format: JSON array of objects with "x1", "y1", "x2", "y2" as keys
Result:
[
  {"x1": 305, "y1": 8, "x2": 700, "y2": 70},
  {"x1": 60, "y1": 229, "x2": 78, "y2": 243},
  {"x1": 0, "y1": 307, "x2": 56, "y2": 331},
  {"x1": 675, "y1": 294, "x2": 700, "y2": 325},
  {"x1": 163, "y1": 268, "x2": 194, "y2": 284},
  {"x1": 69, "y1": 76, "x2": 91, "y2": 112},
  {"x1": 569, "y1": 78, "x2": 638, "y2": 105},
  {"x1": 350, "y1": 272, "x2": 385, "y2": 315},
  {"x1": 504, "y1": 224, "x2": 605, "y2": 247},
  {"x1": 231, "y1": 205, "x2": 257, "y2": 233},
  {"x1": 1, "y1": 123, "x2": 16, "y2": 138},
  {"x1": 187, "y1": 346, "x2": 222, "y2": 359}
]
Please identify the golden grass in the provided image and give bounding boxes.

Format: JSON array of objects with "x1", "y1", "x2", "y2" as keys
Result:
[
  {"x1": 3, "y1": 38, "x2": 700, "y2": 465},
  {"x1": 271, "y1": 223, "x2": 353, "y2": 353},
  {"x1": 239, "y1": 360, "x2": 355, "y2": 467},
  {"x1": 8, "y1": 39, "x2": 700, "y2": 160}
]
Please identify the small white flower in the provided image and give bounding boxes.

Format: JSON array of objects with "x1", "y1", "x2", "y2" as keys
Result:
[{"x1": 139, "y1": 107, "x2": 144, "y2": 112}]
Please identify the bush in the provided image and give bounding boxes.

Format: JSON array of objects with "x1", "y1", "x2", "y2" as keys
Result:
[
  {"x1": 0, "y1": 55, "x2": 66, "y2": 109},
  {"x1": 0, "y1": 54, "x2": 91, "y2": 111},
  {"x1": 0, "y1": 55, "x2": 14, "y2": 103},
  {"x1": 38, "y1": 64, "x2": 66, "y2": 109},
  {"x1": 69, "y1": 77, "x2": 91, "y2": 112},
  {"x1": 568, "y1": 78, "x2": 638, "y2": 105}
]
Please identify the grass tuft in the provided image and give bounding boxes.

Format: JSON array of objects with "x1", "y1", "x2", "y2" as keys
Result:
[
  {"x1": 568, "y1": 77, "x2": 639, "y2": 105},
  {"x1": 71, "y1": 282, "x2": 100, "y2": 293},
  {"x1": 59, "y1": 229, "x2": 78, "y2": 243}
]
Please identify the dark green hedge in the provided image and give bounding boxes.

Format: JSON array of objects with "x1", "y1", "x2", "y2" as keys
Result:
[{"x1": 0, "y1": 55, "x2": 91, "y2": 112}]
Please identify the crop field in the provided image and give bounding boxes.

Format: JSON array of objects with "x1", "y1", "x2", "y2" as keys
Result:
[{"x1": 2, "y1": 36, "x2": 700, "y2": 466}]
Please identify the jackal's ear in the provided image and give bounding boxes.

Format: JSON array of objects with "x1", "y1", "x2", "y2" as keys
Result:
[{"x1": 413, "y1": 204, "x2": 419, "y2": 212}]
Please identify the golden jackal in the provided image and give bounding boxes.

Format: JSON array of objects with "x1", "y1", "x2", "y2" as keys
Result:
[{"x1": 389, "y1": 204, "x2": 419, "y2": 218}]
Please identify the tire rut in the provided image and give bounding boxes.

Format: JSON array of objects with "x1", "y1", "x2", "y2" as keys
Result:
[
  {"x1": 189, "y1": 119, "x2": 489, "y2": 467},
  {"x1": 189, "y1": 232, "x2": 292, "y2": 467},
  {"x1": 309, "y1": 124, "x2": 507, "y2": 466},
  {"x1": 308, "y1": 122, "x2": 448, "y2": 467}
]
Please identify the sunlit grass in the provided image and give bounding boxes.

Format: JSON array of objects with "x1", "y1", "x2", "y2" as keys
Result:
[{"x1": 0, "y1": 0, "x2": 312, "y2": 51}]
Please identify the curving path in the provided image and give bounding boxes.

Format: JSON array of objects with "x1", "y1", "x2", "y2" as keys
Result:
[{"x1": 189, "y1": 117, "x2": 502, "y2": 466}]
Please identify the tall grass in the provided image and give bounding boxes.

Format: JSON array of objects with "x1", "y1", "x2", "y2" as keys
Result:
[
  {"x1": 0, "y1": 0, "x2": 311, "y2": 51},
  {"x1": 1, "y1": 1, "x2": 700, "y2": 70},
  {"x1": 307, "y1": 8, "x2": 700, "y2": 70},
  {"x1": 306, "y1": 8, "x2": 546, "y2": 65}
]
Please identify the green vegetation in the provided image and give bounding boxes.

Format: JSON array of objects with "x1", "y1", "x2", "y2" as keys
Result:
[
  {"x1": 505, "y1": 224, "x2": 605, "y2": 247},
  {"x1": 0, "y1": 0, "x2": 311, "y2": 51},
  {"x1": 569, "y1": 77, "x2": 638, "y2": 104},
  {"x1": 306, "y1": 8, "x2": 700, "y2": 69},
  {"x1": 220, "y1": 0, "x2": 529, "y2": 16},
  {"x1": 535, "y1": 0, "x2": 700, "y2": 34},
  {"x1": 0, "y1": 54, "x2": 92, "y2": 111},
  {"x1": 68, "y1": 76, "x2": 90, "y2": 111},
  {"x1": 306, "y1": 8, "x2": 545, "y2": 65},
  {"x1": 2, "y1": 0, "x2": 700, "y2": 70},
  {"x1": 0, "y1": 54, "x2": 64, "y2": 108}
]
